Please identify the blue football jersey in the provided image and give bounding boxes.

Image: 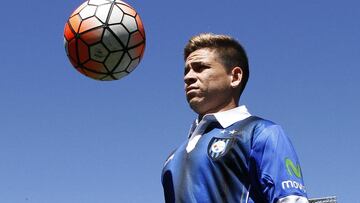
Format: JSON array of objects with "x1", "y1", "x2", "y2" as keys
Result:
[{"x1": 162, "y1": 116, "x2": 308, "y2": 203}]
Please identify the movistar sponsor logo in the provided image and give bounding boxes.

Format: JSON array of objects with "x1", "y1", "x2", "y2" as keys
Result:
[
  {"x1": 282, "y1": 158, "x2": 306, "y2": 193},
  {"x1": 285, "y1": 158, "x2": 302, "y2": 178},
  {"x1": 282, "y1": 180, "x2": 306, "y2": 193}
]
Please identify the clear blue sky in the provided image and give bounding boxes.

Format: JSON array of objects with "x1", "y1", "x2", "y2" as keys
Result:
[{"x1": 0, "y1": 0, "x2": 359, "y2": 202}]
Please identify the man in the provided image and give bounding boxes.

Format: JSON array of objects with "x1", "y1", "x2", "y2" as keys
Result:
[{"x1": 162, "y1": 33, "x2": 308, "y2": 203}]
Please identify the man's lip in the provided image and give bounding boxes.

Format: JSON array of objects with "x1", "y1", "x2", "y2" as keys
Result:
[{"x1": 186, "y1": 86, "x2": 198, "y2": 92}]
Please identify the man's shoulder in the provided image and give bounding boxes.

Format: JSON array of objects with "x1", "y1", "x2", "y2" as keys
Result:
[
  {"x1": 230, "y1": 116, "x2": 285, "y2": 142},
  {"x1": 234, "y1": 115, "x2": 277, "y2": 130}
]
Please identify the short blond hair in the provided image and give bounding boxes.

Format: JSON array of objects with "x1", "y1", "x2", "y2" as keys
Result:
[{"x1": 184, "y1": 33, "x2": 249, "y2": 96}]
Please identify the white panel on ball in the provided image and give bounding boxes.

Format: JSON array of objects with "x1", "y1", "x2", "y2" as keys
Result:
[
  {"x1": 101, "y1": 75, "x2": 114, "y2": 81},
  {"x1": 127, "y1": 59, "x2": 140, "y2": 72},
  {"x1": 109, "y1": 24, "x2": 129, "y2": 46},
  {"x1": 88, "y1": 0, "x2": 111, "y2": 6},
  {"x1": 115, "y1": 53, "x2": 131, "y2": 72},
  {"x1": 108, "y1": 5, "x2": 124, "y2": 24},
  {"x1": 90, "y1": 43, "x2": 109, "y2": 62},
  {"x1": 96, "y1": 3, "x2": 112, "y2": 23},
  {"x1": 122, "y1": 15, "x2": 137, "y2": 33},
  {"x1": 113, "y1": 72, "x2": 128, "y2": 80},
  {"x1": 105, "y1": 51, "x2": 123, "y2": 70},
  {"x1": 79, "y1": 5, "x2": 97, "y2": 19},
  {"x1": 103, "y1": 29, "x2": 123, "y2": 51}
]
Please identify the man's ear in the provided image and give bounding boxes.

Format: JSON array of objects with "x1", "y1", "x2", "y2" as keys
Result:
[{"x1": 230, "y1": 66, "x2": 242, "y2": 88}]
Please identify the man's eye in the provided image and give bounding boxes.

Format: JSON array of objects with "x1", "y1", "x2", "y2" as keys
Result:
[
  {"x1": 195, "y1": 65, "x2": 208, "y2": 72},
  {"x1": 184, "y1": 67, "x2": 190, "y2": 75}
]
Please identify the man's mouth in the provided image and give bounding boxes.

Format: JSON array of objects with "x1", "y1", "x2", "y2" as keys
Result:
[{"x1": 186, "y1": 86, "x2": 198, "y2": 93}]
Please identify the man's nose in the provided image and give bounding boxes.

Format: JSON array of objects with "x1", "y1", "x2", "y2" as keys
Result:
[{"x1": 184, "y1": 69, "x2": 197, "y2": 85}]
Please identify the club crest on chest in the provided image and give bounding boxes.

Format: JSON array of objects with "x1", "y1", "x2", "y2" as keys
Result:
[{"x1": 208, "y1": 137, "x2": 234, "y2": 160}]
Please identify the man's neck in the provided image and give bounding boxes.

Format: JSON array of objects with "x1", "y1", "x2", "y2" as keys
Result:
[{"x1": 198, "y1": 102, "x2": 238, "y2": 121}]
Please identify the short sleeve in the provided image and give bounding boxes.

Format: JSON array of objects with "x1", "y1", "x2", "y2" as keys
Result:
[{"x1": 249, "y1": 124, "x2": 308, "y2": 203}]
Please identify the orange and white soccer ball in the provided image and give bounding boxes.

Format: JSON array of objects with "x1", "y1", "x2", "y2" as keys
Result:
[{"x1": 64, "y1": 0, "x2": 146, "y2": 81}]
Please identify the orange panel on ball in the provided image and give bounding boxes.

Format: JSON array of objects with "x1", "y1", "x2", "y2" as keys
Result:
[
  {"x1": 68, "y1": 39, "x2": 78, "y2": 64},
  {"x1": 115, "y1": 0, "x2": 132, "y2": 8},
  {"x1": 80, "y1": 27, "x2": 103, "y2": 45},
  {"x1": 64, "y1": 23, "x2": 75, "y2": 41},
  {"x1": 128, "y1": 31, "x2": 144, "y2": 47},
  {"x1": 76, "y1": 67, "x2": 87, "y2": 75},
  {"x1": 81, "y1": 68, "x2": 106, "y2": 80},
  {"x1": 71, "y1": 1, "x2": 88, "y2": 17},
  {"x1": 77, "y1": 39, "x2": 89, "y2": 63},
  {"x1": 136, "y1": 15, "x2": 145, "y2": 38},
  {"x1": 128, "y1": 43, "x2": 145, "y2": 59},
  {"x1": 69, "y1": 57, "x2": 79, "y2": 69},
  {"x1": 84, "y1": 60, "x2": 107, "y2": 73},
  {"x1": 69, "y1": 14, "x2": 82, "y2": 33},
  {"x1": 79, "y1": 17, "x2": 102, "y2": 33},
  {"x1": 118, "y1": 4, "x2": 136, "y2": 17}
]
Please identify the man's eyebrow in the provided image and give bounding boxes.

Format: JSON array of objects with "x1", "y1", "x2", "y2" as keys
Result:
[
  {"x1": 184, "y1": 61, "x2": 211, "y2": 74},
  {"x1": 186, "y1": 61, "x2": 209, "y2": 68},
  {"x1": 185, "y1": 62, "x2": 200, "y2": 72}
]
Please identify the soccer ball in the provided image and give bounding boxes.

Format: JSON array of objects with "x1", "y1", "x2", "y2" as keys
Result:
[{"x1": 64, "y1": 0, "x2": 146, "y2": 81}]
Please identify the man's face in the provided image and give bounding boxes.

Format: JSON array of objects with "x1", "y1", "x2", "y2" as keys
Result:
[{"x1": 184, "y1": 48, "x2": 235, "y2": 116}]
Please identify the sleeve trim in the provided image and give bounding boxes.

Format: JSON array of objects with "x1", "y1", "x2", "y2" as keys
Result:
[{"x1": 277, "y1": 195, "x2": 309, "y2": 203}]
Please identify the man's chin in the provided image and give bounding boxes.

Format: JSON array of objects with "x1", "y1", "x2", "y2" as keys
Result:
[
  {"x1": 187, "y1": 97, "x2": 200, "y2": 106},
  {"x1": 188, "y1": 99, "x2": 206, "y2": 115}
]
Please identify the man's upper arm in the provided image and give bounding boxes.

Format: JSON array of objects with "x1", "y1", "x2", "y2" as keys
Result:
[{"x1": 250, "y1": 124, "x2": 308, "y2": 203}]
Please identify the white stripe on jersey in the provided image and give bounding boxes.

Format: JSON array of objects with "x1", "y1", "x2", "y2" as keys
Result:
[{"x1": 245, "y1": 185, "x2": 251, "y2": 203}]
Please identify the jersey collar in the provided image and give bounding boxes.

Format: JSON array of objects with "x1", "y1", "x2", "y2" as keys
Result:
[
  {"x1": 188, "y1": 105, "x2": 251, "y2": 138},
  {"x1": 212, "y1": 105, "x2": 251, "y2": 128}
]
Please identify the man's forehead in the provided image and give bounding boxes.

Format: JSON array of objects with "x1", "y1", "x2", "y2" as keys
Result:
[{"x1": 185, "y1": 49, "x2": 217, "y2": 65}]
